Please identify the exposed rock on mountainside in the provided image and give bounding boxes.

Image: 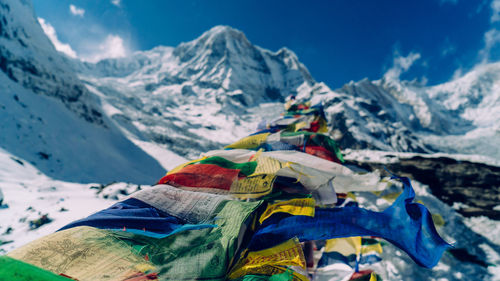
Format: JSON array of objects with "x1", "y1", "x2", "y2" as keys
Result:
[{"x1": 346, "y1": 153, "x2": 500, "y2": 219}]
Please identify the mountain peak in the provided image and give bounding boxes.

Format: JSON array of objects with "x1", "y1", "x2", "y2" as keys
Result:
[
  {"x1": 173, "y1": 25, "x2": 253, "y2": 65},
  {"x1": 190, "y1": 25, "x2": 251, "y2": 51},
  {"x1": 204, "y1": 25, "x2": 244, "y2": 37}
]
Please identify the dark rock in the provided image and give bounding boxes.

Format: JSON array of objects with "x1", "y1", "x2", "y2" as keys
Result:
[
  {"x1": 345, "y1": 155, "x2": 500, "y2": 220},
  {"x1": 37, "y1": 152, "x2": 50, "y2": 160},
  {"x1": 29, "y1": 214, "x2": 52, "y2": 229},
  {"x1": 9, "y1": 157, "x2": 23, "y2": 165},
  {"x1": 448, "y1": 248, "x2": 489, "y2": 267}
]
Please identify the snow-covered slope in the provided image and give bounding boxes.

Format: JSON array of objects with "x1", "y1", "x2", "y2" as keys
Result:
[
  {"x1": 0, "y1": 0, "x2": 167, "y2": 183},
  {"x1": 0, "y1": 0, "x2": 102, "y2": 124},
  {"x1": 0, "y1": 146, "x2": 112, "y2": 252},
  {"x1": 303, "y1": 81, "x2": 435, "y2": 153},
  {"x1": 427, "y1": 62, "x2": 500, "y2": 129},
  {"x1": 0, "y1": 145, "x2": 157, "y2": 253}
]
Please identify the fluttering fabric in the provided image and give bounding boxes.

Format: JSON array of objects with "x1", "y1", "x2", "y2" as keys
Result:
[
  {"x1": 0, "y1": 256, "x2": 71, "y2": 281},
  {"x1": 4, "y1": 95, "x2": 451, "y2": 280},
  {"x1": 247, "y1": 176, "x2": 450, "y2": 268},
  {"x1": 59, "y1": 198, "x2": 215, "y2": 238}
]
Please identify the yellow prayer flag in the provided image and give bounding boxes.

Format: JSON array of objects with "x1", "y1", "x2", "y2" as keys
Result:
[
  {"x1": 324, "y1": 237, "x2": 362, "y2": 256},
  {"x1": 259, "y1": 198, "x2": 316, "y2": 224},
  {"x1": 228, "y1": 238, "x2": 306, "y2": 280},
  {"x1": 361, "y1": 243, "x2": 383, "y2": 255},
  {"x1": 230, "y1": 174, "x2": 276, "y2": 199},
  {"x1": 251, "y1": 155, "x2": 284, "y2": 175},
  {"x1": 8, "y1": 226, "x2": 154, "y2": 281},
  {"x1": 225, "y1": 133, "x2": 270, "y2": 149}
]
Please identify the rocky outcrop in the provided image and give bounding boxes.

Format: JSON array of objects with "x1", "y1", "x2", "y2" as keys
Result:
[{"x1": 345, "y1": 155, "x2": 500, "y2": 219}]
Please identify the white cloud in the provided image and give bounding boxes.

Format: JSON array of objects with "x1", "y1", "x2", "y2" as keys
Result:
[
  {"x1": 383, "y1": 52, "x2": 421, "y2": 82},
  {"x1": 479, "y1": 29, "x2": 500, "y2": 62},
  {"x1": 38, "y1": 18, "x2": 128, "y2": 62},
  {"x1": 475, "y1": 0, "x2": 500, "y2": 63},
  {"x1": 491, "y1": 0, "x2": 500, "y2": 22},
  {"x1": 111, "y1": 0, "x2": 121, "y2": 7},
  {"x1": 83, "y1": 35, "x2": 128, "y2": 62},
  {"x1": 37, "y1": 18, "x2": 78, "y2": 59},
  {"x1": 441, "y1": 38, "x2": 456, "y2": 57},
  {"x1": 69, "y1": 4, "x2": 85, "y2": 17},
  {"x1": 452, "y1": 67, "x2": 464, "y2": 80}
]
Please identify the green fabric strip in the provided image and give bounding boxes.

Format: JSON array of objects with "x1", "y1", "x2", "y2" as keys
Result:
[
  {"x1": 284, "y1": 108, "x2": 319, "y2": 116},
  {"x1": 233, "y1": 268, "x2": 294, "y2": 281},
  {"x1": 362, "y1": 238, "x2": 380, "y2": 245},
  {"x1": 111, "y1": 200, "x2": 262, "y2": 281},
  {"x1": 189, "y1": 156, "x2": 258, "y2": 176},
  {"x1": 0, "y1": 255, "x2": 70, "y2": 281},
  {"x1": 281, "y1": 132, "x2": 344, "y2": 163}
]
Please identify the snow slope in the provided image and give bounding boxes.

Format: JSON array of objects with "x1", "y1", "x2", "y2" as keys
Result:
[
  {"x1": 0, "y1": 0, "x2": 167, "y2": 183},
  {"x1": 0, "y1": 146, "x2": 113, "y2": 253}
]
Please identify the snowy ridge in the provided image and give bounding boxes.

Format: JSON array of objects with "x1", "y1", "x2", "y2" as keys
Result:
[
  {"x1": 73, "y1": 26, "x2": 313, "y2": 159},
  {"x1": 343, "y1": 149, "x2": 500, "y2": 167},
  {"x1": 299, "y1": 63, "x2": 500, "y2": 160},
  {"x1": 0, "y1": 0, "x2": 103, "y2": 125},
  {"x1": 0, "y1": 0, "x2": 167, "y2": 183},
  {"x1": 427, "y1": 62, "x2": 500, "y2": 128},
  {"x1": 73, "y1": 25, "x2": 500, "y2": 161}
]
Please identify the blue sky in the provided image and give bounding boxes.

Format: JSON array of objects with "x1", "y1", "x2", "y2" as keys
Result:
[{"x1": 33, "y1": 0, "x2": 500, "y2": 89}]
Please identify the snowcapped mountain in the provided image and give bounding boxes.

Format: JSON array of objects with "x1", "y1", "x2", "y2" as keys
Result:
[
  {"x1": 298, "y1": 63, "x2": 500, "y2": 161},
  {"x1": 0, "y1": 0, "x2": 166, "y2": 183},
  {"x1": 73, "y1": 25, "x2": 500, "y2": 162},
  {"x1": 422, "y1": 63, "x2": 500, "y2": 157},
  {"x1": 73, "y1": 26, "x2": 311, "y2": 158},
  {"x1": 427, "y1": 62, "x2": 500, "y2": 129}
]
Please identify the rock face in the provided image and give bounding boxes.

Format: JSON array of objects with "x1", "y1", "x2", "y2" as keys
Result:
[
  {"x1": 170, "y1": 26, "x2": 314, "y2": 105},
  {"x1": 345, "y1": 155, "x2": 500, "y2": 219},
  {"x1": 0, "y1": 0, "x2": 165, "y2": 183},
  {"x1": 77, "y1": 26, "x2": 315, "y2": 107}
]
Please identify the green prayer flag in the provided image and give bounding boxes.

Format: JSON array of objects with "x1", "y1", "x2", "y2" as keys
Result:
[
  {"x1": 113, "y1": 200, "x2": 262, "y2": 281},
  {"x1": 0, "y1": 255, "x2": 71, "y2": 281}
]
